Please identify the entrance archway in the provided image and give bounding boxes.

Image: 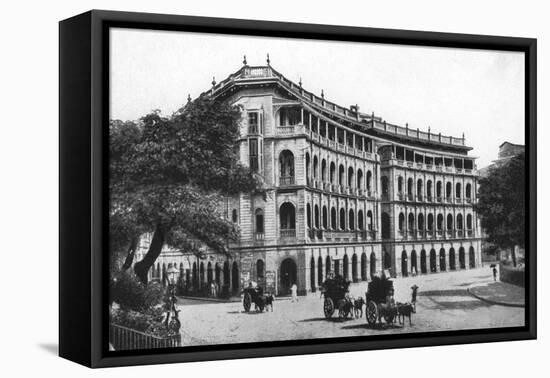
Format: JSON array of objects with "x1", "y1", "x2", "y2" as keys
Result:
[
  {"x1": 383, "y1": 250, "x2": 392, "y2": 270},
  {"x1": 449, "y1": 248, "x2": 456, "y2": 270},
  {"x1": 439, "y1": 248, "x2": 446, "y2": 271},
  {"x1": 429, "y1": 249, "x2": 437, "y2": 273},
  {"x1": 401, "y1": 250, "x2": 408, "y2": 277},
  {"x1": 352, "y1": 254, "x2": 358, "y2": 282},
  {"x1": 310, "y1": 256, "x2": 316, "y2": 292},
  {"x1": 469, "y1": 246, "x2": 476, "y2": 268},
  {"x1": 361, "y1": 253, "x2": 367, "y2": 280},
  {"x1": 231, "y1": 262, "x2": 239, "y2": 294},
  {"x1": 334, "y1": 259, "x2": 341, "y2": 277},
  {"x1": 317, "y1": 256, "x2": 323, "y2": 286},
  {"x1": 420, "y1": 250, "x2": 427, "y2": 274},
  {"x1": 411, "y1": 250, "x2": 418, "y2": 275},
  {"x1": 343, "y1": 254, "x2": 349, "y2": 279},
  {"x1": 325, "y1": 255, "x2": 331, "y2": 277},
  {"x1": 459, "y1": 247, "x2": 466, "y2": 269},
  {"x1": 280, "y1": 258, "x2": 297, "y2": 295}
]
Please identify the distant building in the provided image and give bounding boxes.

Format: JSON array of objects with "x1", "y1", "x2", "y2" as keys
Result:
[{"x1": 135, "y1": 61, "x2": 482, "y2": 296}]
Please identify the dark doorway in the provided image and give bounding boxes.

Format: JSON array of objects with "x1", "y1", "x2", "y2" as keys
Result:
[
  {"x1": 370, "y1": 252, "x2": 377, "y2": 277},
  {"x1": 381, "y1": 212, "x2": 391, "y2": 239},
  {"x1": 317, "y1": 256, "x2": 323, "y2": 286},
  {"x1": 469, "y1": 247, "x2": 476, "y2": 268},
  {"x1": 429, "y1": 249, "x2": 437, "y2": 273},
  {"x1": 411, "y1": 250, "x2": 418, "y2": 275},
  {"x1": 439, "y1": 249, "x2": 446, "y2": 271},
  {"x1": 343, "y1": 255, "x2": 349, "y2": 279},
  {"x1": 334, "y1": 259, "x2": 341, "y2": 277},
  {"x1": 352, "y1": 254, "x2": 358, "y2": 282},
  {"x1": 459, "y1": 247, "x2": 466, "y2": 269},
  {"x1": 420, "y1": 250, "x2": 427, "y2": 274},
  {"x1": 449, "y1": 248, "x2": 456, "y2": 270},
  {"x1": 361, "y1": 253, "x2": 367, "y2": 280},
  {"x1": 231, "y1": 262, "x2": 239, "y2": 294},
  {"x1": 310, "y1": 257, "x2": 316, "y2": 292},
  {"x1": 280, "y1": 258, "x2": 297, "y2": 295},
  {"x1": 401, "y1": 250, "x2": 408, "y2": 277}
]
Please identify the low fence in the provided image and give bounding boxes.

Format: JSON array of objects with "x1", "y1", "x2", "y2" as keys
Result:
[
  {"x1": 109, "y1": 323, "x2": 181, "y2": 351},
  {"x1": 499, "y1": 262, "x2": 525, "y2": 288}
]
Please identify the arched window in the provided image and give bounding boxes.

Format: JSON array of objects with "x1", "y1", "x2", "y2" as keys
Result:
[
  {"x1": 279, "y1": 150, "x2": 295, "y2": 184},
  {"x1": 305, "y1": 152, "x2": 310, "y2": 180},
  {"x1": 322, "y1": 206, "x2": 328, "y2": 229},
  {"x1": 381, "y1": 212, "x2": 390, "y2": 239},
  {"x1": 439, "y1": 248, "x2": 446, "y2": 271},
  {"x1": 255, "y1": 208, "x2": 264, "y2": 234},
  {"x1": 457, "y1": 213, "x2": 463, "y2": 230},
  {"x1": 456, "y1": 182, "x2": 462, "y2": 198},
  {"x1": 398, "y1": 176, "x2": 404, "y2": 193},
  {"x1": 398, "y1": 212, "x2": 405, "y2": 231},
  {"x1": 358, "y1": 209, "x2": 364, "y2": 230},
  {"x1": 330, "y1": 162, "x2": 336, "y2": 183},
  {"x1": 418, "y1": 213, "x2": 425, "y2": 230},
  {"x1": 427, "y1": 180, "x2": 433, "y2": 200},
  {"x1": 447, "y1": 214, "x2": 453, "y2": 230},
  {"x1": 349, "y1": 209, "x2": 355, "y2": 230},
  {"x1": 466, "y1": 183, "x2": 472, "y2": 199},
  {"x1": 357, "y1": 169, "x2": 363, "y2": 190},
  {"x1": 231, "y1": 209, "x2": 238, "y2": 223},
  {"x1": 467, "y1": 214, "x2": 473, "y2": 229},
  {"x1": 339, "y1": 208, "x2": 346, "y2": 230},
  {"x1": 280, "y1": 203, "x2": 296, "y2": 235},
  {"x1": 408, "y1": 212, "x2": 415, "y2": 230},
  {"x1": 306, "y1": 204, "x2": 311, "y2": 228},
  {"x1": 366, "y1": 170, "x2": 372, "y2": 191},
  {"x1": 407, "y1": 178, "x2": 414, "y2": 195},
  {"x1": 367, "y1": 210, "x2": 373, "y2": 230},
  {"x1": 381, "y1": 176, "x2": 389, "y2": 197},
  {"x1": 339, "y1": 164, "x2": 345, "y2": 186},
  {"x1": 331, "y1": 207, "x2": 337, "y2": 229},
  {"x1": 437, "y1": 214, "x2": 444, "y2": 230},
  {"x1": 417, "y1": 179, "x2": 423, "y2": 199},
  {"x1": 446, "y1": 182, "x2": 452, "y2": 199},
  {"x1": 313, "y1": 155, "x2": 319, "y2": 179},
  {"x1": 321, "y1": 159, "x2": 327, "y2": 182},
  {"x1": 348, "y1": 167, "x2": 354, "y2": 188},
  {"x1": 428, "y1": 213, "x2": 434, "y2": 231},
  {"x1": 256, "y1": 259, "x2": 265, "y2": 279},
  {"x1": 436, "y1": 181, "x2": 442, "y2": 199},
  {"x1": 314, "y1": 205, "x2": 320, "y2": 229}
]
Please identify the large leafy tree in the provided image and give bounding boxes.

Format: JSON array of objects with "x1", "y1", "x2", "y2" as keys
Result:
[
  {"x1": 110, "y1": 98, "x2": 261, "y2": 284},
  {"x1": 475, "y1": 153, "x2": 525, "y2": 266}
]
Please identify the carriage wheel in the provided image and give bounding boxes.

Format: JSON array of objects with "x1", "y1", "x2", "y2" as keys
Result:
[
  {"x1": 324, "y1": 298, "x2": 335, "y2": 318},
  {"x1": 243, "y1": 292, "x2": 251, "y2": 312},
  {"x1": 366, "y1": 300, "x2": 378, "y2": 326}
]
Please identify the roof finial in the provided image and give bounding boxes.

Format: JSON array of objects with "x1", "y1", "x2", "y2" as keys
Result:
[
  {"x1": 266, "y1": 53, "x2": 270, "y2": 65},
  {"x1": 321, "y1": 89, "x2": 324, "y2": 99},
  {"x1": 406, "y1": 122, "x2": 409, "y2": 129},
  {"x1": 243, "y1": 55, "x2": 247, "y2": 66},
  {"x1": 212, "y1": 76, "x2": 216, "y2": 87},
  {"x1": 462, "y1": 132, "x2": 465, "y2": 140},
  {"x1": 187, "y1": 94, "x2": 192, "y2": 103},
  {"x1": 428, "y1": 126, "x2": 431, "y2": 134},
  {"x1": 299, "y1": 77, "x2": 302, "y2": 87}
]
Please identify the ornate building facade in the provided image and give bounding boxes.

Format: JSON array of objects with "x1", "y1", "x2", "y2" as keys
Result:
[{"x1": 135, "y1": 62, "x2": 482, "y2": 296}]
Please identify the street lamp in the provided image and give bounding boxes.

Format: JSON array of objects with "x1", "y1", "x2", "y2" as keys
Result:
[{"x1": 166, "y1": 265, "x2": 179, "y2": 286}]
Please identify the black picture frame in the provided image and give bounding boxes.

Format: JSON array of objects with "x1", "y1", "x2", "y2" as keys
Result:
[{"x1": 59, "y1": 9, "x2": 537, "y2": 368}]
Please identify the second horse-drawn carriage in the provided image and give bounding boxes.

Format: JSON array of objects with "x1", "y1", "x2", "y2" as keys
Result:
[
  {"x1": 321, "y1": 275, "x2": 353, "y2": 318},
  {"x1": 242, "y1": 282, "x2": 274, "y2": 312},
  {"x1": 364, "y1": 275, "x2": 397, "y2": 326}
]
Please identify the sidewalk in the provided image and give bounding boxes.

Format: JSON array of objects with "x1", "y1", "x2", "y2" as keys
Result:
[{"x1": 467, "y1": 281, "x2": 525, "y2": 307}]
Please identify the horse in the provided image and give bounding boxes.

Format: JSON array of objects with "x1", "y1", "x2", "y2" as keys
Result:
[
  {"x1": 354, "y1": 296, "x2": 365, "y2": 318},
  {"x1": 337, "y1": 297, "x2": 355, "y2": 318},
  {"x1": 396, "y1": 302, "x2": 415, "y2": 326}
]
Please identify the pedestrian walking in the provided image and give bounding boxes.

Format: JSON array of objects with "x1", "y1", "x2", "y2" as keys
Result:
[
  {"x1": 290, "y1": 283, "x2": 298, "y2": 302},
  {"x1": 492, "y1": 267, "x2": 498, "y2": 281}
]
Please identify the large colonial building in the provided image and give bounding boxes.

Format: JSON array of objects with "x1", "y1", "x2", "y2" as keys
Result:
[{"x1": 135, "y1": 61, "x2": 482, "y2": 296}]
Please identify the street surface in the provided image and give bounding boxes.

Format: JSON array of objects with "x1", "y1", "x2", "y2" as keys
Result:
[{"x1": 176, "y1": 268, "x2": 525, "y2": 346}]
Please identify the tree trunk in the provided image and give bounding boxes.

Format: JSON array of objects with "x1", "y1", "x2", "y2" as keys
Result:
[
  {"x1": 121, "y1": 236, "x2": 139, "y2": 271},
  {"x1": 134, "y1": 224, "x2": 166, "y2": 284}
]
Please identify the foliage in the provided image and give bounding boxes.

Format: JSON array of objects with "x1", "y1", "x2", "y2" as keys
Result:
[
  {"x1": 110, "y1": 97, "x2": 262, "y2": 283},
  {"x1": 109, "y1": 271, "x2": 164, "y2": 311},
  {"x1": 476, "y1": 153, "x2": 525, "y2": 259},
  {"x1": 110, "y1": 306, "x2": 177, "y2": 338}
]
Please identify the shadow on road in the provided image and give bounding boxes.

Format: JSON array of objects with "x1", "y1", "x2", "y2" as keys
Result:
[
  {"x1": 420, "y1": 289, "x2": 469, "y2": 297},
  {"x1": 299, "y1": 317, "x2": 355, "y2": 323},
  {"x1": 429, "y1": 300, "x2": 492, "y2": 310},
  {"x1": 341, "y1": 322, "x2": 403, "y2": 331}
]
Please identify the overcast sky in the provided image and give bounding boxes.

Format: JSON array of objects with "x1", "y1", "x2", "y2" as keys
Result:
[{"x1": 110, "y1": 28, "x2": 525, "y2": 168}]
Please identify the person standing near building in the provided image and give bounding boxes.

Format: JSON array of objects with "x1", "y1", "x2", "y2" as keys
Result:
[
  {"x1": 290, "y1": 283, "x2": 298, "y2": 302},
  {"x1": 492, "y1": 266, "x2": 498, "y2": 282}
]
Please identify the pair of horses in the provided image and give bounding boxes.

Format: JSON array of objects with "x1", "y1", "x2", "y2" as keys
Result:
[{"x1": 336, "y1": 296, "x2": 366, "y2": 318}]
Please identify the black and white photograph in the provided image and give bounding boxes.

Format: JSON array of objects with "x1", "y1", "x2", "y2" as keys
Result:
[{"x1": 107, "y1": 27, "x2": 528, "y2": 351}]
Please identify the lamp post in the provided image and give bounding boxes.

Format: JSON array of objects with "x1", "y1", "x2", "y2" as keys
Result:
[{"x1": 164, "y1": 265, "x2": 181, "y2": 334}]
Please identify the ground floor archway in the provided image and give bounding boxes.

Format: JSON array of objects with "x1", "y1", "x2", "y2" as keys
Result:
[
  {"x1": 310, "y1": 256, "x2": 316, "y2": 292},
  {"x1": 401, "y1": 250, "x2": 408, "y2": 277},
  {"x1": 352, "y1": 254, "x2": 358, "y2": 282},
  {"x1": 430, "y1": 249, "x2": 437, "y2": 273},
  {"x1": 370, "y1": 252, "x2": 377, "y2": 277},
  {"x1": 317, "y1": 256, "x2": 323, "y2": 286},
  {"x1": 459, "y1": 247, "x2": 466, "y2": 269},
  {"x1": 280, "y1": 258, "x2": 297, "y2": 295},
  {"x1": 420, "y1": 250, "x2": 427, "y2": 274},
  {"x1": 411, "y1": 250, "x2": 418, "y2": 275},
  {"x1": 343, "y1": 254, "x2": 349, "y2": 279},
  {"x1": 449, "y1": 248, "x2": 456, "y2": 270},
  {"x1": 231, "y1": 262, "x2": 239, "y2": 294},
  {"x1": 361, "y1": 253, "x2": 367, "y2": 281},
  {"x1": 469, "y1": 246, "x2": 476, "y2": 268}
]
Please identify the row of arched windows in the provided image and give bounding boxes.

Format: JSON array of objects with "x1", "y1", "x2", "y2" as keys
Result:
[
  {"x1": 398, "y1": 212, "x2": 473, "y2": 231},
  {"x1": 307, "y1": 204, "x2": 374, "y2": 231},
  {"x1": 397, "y1": 176, "x2": 473, "y2": 200},
  {"x1": 306, "y1": 152, "x2": 373, "y2": 190}
]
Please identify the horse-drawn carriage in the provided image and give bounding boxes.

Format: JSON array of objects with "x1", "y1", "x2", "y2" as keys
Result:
[
  {"x1": 242, "y1": 282, "x2": 273, "y2": 312},
  {"x1": 364, "y1": 275, "x2": 397, "y2": 326},
  {"x1": 321, "y1": 275, "x2": 353, "y2": 318}
]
